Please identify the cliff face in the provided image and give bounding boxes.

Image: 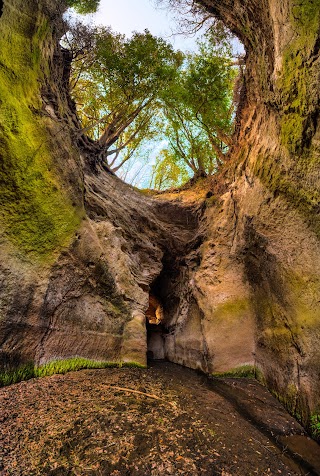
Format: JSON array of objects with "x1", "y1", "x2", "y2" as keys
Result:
[
  {"x1": 193, "y1": 0, "x2": 320, "y2": 426},
  {"x1": 0, "y1": 0, "x2": 319, "y2": 434},
  {"x1": 0, "y1": 0, "x2": 199, "y2": 371}
]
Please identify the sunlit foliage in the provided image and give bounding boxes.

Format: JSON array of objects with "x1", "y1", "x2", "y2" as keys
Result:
[{"x1": 65, "y1": 20, "x2": 238, "y2": 188}]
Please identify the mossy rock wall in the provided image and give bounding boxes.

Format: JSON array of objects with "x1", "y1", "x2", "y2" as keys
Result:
[
  {"x1": 0, "y1": 0, "x2": 84, "y2": 260},
  {"x1": 0, "y1": 0, "x2": 320, "y2": 442},
  {"x1": 200, "y1": 0, "x2": 320, "y2": 436},
  {"x1": 0, "y1": 0, "x2": 153, "y2": 370}
]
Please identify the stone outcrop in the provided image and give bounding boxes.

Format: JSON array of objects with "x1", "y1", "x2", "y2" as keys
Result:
[
  {"x1": 193, "y1": 0, "x2": 320, "y2": 429},
  {"x1": 0, "y1": 0, "x2": 319, "y2": 437}
]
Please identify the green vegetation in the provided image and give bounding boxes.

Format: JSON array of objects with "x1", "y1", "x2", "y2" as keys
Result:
[
  {"x1": 0, "y1": 4, "x2": 81, "y2": 259},
  {"x1": 66, "y1": 23, "x2": 236, "y2": 188},
  {"x1": 253, "y1": 150, "x2": 320, "y2": 239},
  {"x1": 212, "y1": 365, "x2": 256, "y2": 379},
  {"x1": 0, "y1": 363, "x2": 36, "y2": 387},
  {"x1": 310, "y1": 414, "x2": 320, "y2": 439},
  {"x1": 0, "y1": 358, "x2": 146, "y2": 388},
  {"x1": 279, "y1": 0, "x2": 320, "y2": 153},
  {"x1": 68, "y1": 25, "x2": 182, "y2": 174},
  {"x1": 211, "y1": 298, "x2": 251, "y2": 323},
  {"x1": 205, "y1": 195, "x2": 220, "y2": 208},
  {"x1": 66, "y1": 0, "x2": 100, "y2": 14},
  {"x1": 246, "y1": 1, "x2": 320, "y2": 239},
  {"x1": 279, "y1": 52, "x2": 310, "y2": 154},
  {"x1": 151, "y1": 30, "x2": 236, "y2": 188}
]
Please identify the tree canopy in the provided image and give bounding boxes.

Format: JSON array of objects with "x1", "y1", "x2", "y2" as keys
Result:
[
  {"x1": 65, "y1": 21, "x2": 237, "y2": 188},
  {"x1": 151, "y1": 32, "x2": 236, "y2": 188},
  {"x1": 66, "y1": 0, "x2": 100, "y2": 14},
  {"x1": 68, "y1": 25, "x2": 182, "y2": 172}
]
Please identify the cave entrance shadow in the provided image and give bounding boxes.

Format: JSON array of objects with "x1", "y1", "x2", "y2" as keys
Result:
[
  {"x1": 145, "y1": 293, "x2": 166, "y2": 362},
  {"x1": 147, "y1": 321, "x2": 166, "y2": 362}
]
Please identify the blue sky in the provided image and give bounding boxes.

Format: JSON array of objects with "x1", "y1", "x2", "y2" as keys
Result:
[
  {"x1": 86, "y1": 0, "x2": 244, "y2": 54},
  {"x1": 83, "y1": 0, "x2": 206, "y2": 52}
]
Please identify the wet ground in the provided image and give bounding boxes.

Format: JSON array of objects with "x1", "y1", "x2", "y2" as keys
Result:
[{"x1": 0, "y1": 362, "x2": 319, "y2": 475}]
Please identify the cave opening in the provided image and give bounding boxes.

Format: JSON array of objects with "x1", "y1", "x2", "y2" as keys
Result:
[
  {"x1": 146, "y1": 293, "x2": 166, "y2": 361},
  {"x1": 145, "y1": 247, "x2": 182, "y2": 363}
]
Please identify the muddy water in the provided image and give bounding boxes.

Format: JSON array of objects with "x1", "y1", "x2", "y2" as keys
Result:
[{"x1": 0, "y1": 362, "x2": 319, "y2": 475}]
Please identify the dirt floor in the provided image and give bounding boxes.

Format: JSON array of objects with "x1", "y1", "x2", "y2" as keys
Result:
[{"x1": 0, "y1": 362, "x2": 319, "y2": 476}]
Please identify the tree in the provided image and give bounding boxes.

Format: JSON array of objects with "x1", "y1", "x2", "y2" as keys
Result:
[
  {"x1": 150, "y1": 150, "x2": 190, "y2": 189},
  {"x1": 151, "y1": 30, "x2": 237, "y2": 187},
  {"x1": 68, "y1": 25, "x2": 183, "y2": 172},
  {"x1": 185, "y1": 31, "x2": 236, "y2": 157},
  {"x1": 154, "y1": 0, "x2": 231, "y2": 39},
  {"x1": 66, "y1": 0, "x2": 100, "y2": 14},
  {"x1": 66, "y1": 20, "x2": 237, "y2": 187}
]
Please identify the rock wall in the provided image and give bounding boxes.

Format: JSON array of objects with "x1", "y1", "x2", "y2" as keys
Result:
[
  {"x1": 141, "y1": 0, "x2": 320, "y2": 434},
  {"x1": 0, "y1": 0, "x2": 160, "y2": 368},
  {"x1": 0, "y1": 0, "x2": 199, "y2": 370},
  {"x1": 191, "y1": 0, "x2": 320, "y2": 429}
]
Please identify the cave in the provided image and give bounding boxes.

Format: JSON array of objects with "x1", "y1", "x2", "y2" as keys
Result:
[
  {"x1": 145, "y1": 293, "x2": 166, "y2": 361},
  {"x1": 0, "y1": 0, "x2": 319, "y2": 449},
  {"x1": 144, "y1": 248, "x2": 183, "y2": 364}
]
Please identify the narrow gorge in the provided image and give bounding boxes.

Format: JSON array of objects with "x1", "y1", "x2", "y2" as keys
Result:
[{"x1": 0, "y1": 0, "x2": 320, "y2": 465}]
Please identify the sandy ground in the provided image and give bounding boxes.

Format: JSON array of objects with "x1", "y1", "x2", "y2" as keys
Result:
[{"x1": 0, "y1": 362, "x2": 319, "y2": 476}]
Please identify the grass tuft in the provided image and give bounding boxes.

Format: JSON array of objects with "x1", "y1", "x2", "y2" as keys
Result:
[
  {"x1": 0, "y1": 358, "x2": 147, "y2": 388},
  {"x1": 310, "y1": 414, "x2": 320, "y2": 440},
  {"x1": 0, "y1": 363, "x2": 36, "y2": 387},
  {"x1": 212, "y1": 365, "x2": 256, "y2": 379}
]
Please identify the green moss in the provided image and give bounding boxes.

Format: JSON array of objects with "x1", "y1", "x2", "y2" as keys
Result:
[
  {"x1": 278, "y1": 0, "x2": 320, "y2": 153},
  {"x1": 212, "y1": 298, "x2": 251, "y2": 322},
  {"x1": 310, "y1": 414, "x2": 320, "y2": 439},
  {"x1": 0, "y1": 358, "x2": 147, "y2": 387},
  {"x1": 287, "y1": 272, "x2": 320, "y2": 327},
  {"x1": 269, "y1": 383, "x2": 312, "y2": 433},
  {"x1": 254, "y1": 367, "x2": 266, "y2": 385},
  {"x1": 291, "y1": 1, "x2": 320, "y2": 48},
  {"x1": 205, "y1": 195, "x2": 219, "y2": 208},
  {"x1": 132, "y1": 187, "x2": 157, "y2": 196},
  {"x1": 253, "y1": 152, "x2": 320, "y2": 238},
  {"x1": 0, "y1": 3, "x2": 81, "y2": 260},
  {"x1": 279, "y1": 53, "x2": 309, "y2": 153},
  {"x1": 271, "y1": 390, "x2": 320, "y2": 441},
  {"x1": 212, "y1": 365, "x2": 256, "y2": 379},
  {"x1": 261, "y1": 325, "x2": 299, "y2": 351}
]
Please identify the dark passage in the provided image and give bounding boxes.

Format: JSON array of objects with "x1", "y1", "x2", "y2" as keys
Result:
[{"x1": 146, "y1": 294, "x2": 166, "y2": 361}]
